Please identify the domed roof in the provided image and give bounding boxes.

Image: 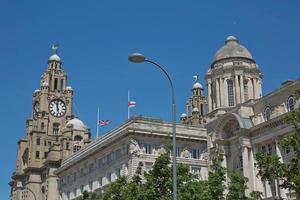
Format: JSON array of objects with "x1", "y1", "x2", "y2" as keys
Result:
[
  {"x1": 66, "y1": 86, "x2": 73, "y2": 91},
  {"x1": 193, "y1": 82, "x2": 203, "y2": 89},
  {"x1": 49, "y1": 54, "x2": 61, "y2": 62},
  {"x1": 65, "y1": 118, "x2": 87, "y2": 131},
  {"x1": 213, "y1": 36, "x2": 253, "y2": 63},
  {"x1": 181, "y1": 113, "x2": 187, "y2": 118}
]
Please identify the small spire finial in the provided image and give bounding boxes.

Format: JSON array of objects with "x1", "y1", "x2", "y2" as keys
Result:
[
  {"x1": 193, "y1": 73, "x2": 200, "y2": 83},
  {"x1": 52, "y1": 44, "x2": 59, "y2": 55}
]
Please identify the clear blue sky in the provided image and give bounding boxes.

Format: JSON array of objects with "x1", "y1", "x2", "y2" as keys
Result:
[{"x1": 1, "y1": 0, "x2": 300, "y2": 199}]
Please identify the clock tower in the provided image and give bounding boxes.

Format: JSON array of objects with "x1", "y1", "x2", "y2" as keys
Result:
[{"x1": 10, "y1": 46, "x2": 91, "y2": 200}]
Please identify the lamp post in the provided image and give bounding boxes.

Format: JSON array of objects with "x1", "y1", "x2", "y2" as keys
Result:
[
  {"x1": 128, "y1": 53, "x2": 177, "y2": 200},
  {"x1": 16, "y1": 182, "x2": 37, "y2": 200}
]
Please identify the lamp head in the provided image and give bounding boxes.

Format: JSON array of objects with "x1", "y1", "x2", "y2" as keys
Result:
[{"x1": 128, "y1": 53, "x2": 146, "y2": 63}]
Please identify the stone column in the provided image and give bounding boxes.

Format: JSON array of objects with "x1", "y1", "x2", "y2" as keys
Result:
[
  {"x1": 258, "y1": 80, "x2": 262, "y2": 98},
  {"x1": 235, "y1": 75, "x2": 240, "y2": 105},
  {"x1": 252, "y1": 78, "x2": 256, "y2": 99},
  {"x1": 248, "y1": 78, "x2": 254, "y2": 100},
  {"x1": 207, "y1": 81, "x2": 212, "y2": 112},
  {"x1": 240, "y1": 76, "x2": 244, "y2": 103},
  {"x1": 274, "y1": 138, "x2": 287, "y2": 199},
  {"x1": 216, "y1": 78, "x2": 220, "y2": 108},
  {"x1": 220, "y1": 78, "x2": 224, "y2": 107},
  {"x1": 242, "y1": 146, "x2": 252, "y2": 195},
  {"x1": 224, "y1": 78, "x2": 228, "y2": 107}
]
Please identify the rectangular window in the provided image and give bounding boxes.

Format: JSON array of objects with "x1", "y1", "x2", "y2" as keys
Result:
[
  {"x1": 191, "y1": 167, "x2": 201, "y2": 175},
  {"x1": 44, "y1": 152, "x2": 48, "y2": 159},
  {"x1": 268, "y1": 144, "x2": 273, "y2": 154},
  {"x1": 192, "y1": 149, "x2": 200, "y2": 159},
  {"x1": 60, "y1": 79, "x2": 64, "y2": 91},
  {"x1": 73, "y1": 172, "x2": 77, "y2": 181},
  {"x1": 54, "y1": 78, "x2": 58, "y2": 90},
  {"x1": 36, "y1": 138, "x2": 41, "y2": 145},
  {"x1": 89, "y1": 181, "x2": 93, "y2": 191},
  {"x1": 48, "y1": 141, "x2": 52, "y2": 146},
  {"x1": 285, "y1": 147, "x2": 291, "y2": 155},
  {"x1": 89, "y1": 163, "x2": 94, "y2": 173},
  {"x1": 66, "y1": 142, "x2": 70, "y2": 150},
  {"x1": 80, "y1": 168, "x2": 84, "y2": 177},
  {"x1": 176, "y1": 147, "x2": 181, "y2": 157},
  {"x1": 98, "y1": 159, "x2": 102, "y2": 168},
  {"x1": 80, "y1": 185, "x2": 84, "y2": 194},
  {"x1": 144, "y1": 144, "x2": 152, "y2": 154},
  {"x1": 35, "y1": 151, "x2": 40, "y2": 159},
  {"x1": 107, "y1": 172, "x2": 111, "y2": 183},
  {"x1": 145, "y1": 162, "x2": 153, "y2": 172},
  {"x1": 261, "y1": 145, "x2": 266, "y2": 153},
  {"x1": 116, "y1": 168, "x2": 121, "y2": 178},
  {"x1": 98, "y1": 176, "x2": 103, "y2": 187}
]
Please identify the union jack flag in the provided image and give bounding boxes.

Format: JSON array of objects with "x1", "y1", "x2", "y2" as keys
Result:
[{"x1": 98, "y1": 120, "x2": 111, "y2": 127}]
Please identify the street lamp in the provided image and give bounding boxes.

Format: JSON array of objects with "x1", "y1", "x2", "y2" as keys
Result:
[
  {"x1": 16, "y1": 182, "x2": 37, "y2": 200},
  {"x1": 128, "y1": 53, "x2": 177, "y2": 200}
]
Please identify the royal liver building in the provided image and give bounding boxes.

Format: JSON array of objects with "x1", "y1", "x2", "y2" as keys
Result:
[
  {"x1": 10, "y1": 37, "x2": 300, "y2": 200},
  {"x1": 10, "y1": 47, "x2": 91, "y2": 200}
]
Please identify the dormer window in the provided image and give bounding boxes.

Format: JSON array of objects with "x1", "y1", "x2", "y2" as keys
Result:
[
  {"x1": 287, "y1": 96, "x2": 295, "y2": 112},
  {"x1": 264, "y1": 106, "x2": 272, "y2": 121}
]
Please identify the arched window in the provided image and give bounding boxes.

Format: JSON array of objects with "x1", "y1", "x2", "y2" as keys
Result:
[
  {"x1": 227, "y1": 80, "x2": 234, "y2": 106},
  {"x1": 287, "y1": 96, "x2": 295, "y2": 112},
  {"x1": 264, "y1": 106, "x2": 272, "y2": 121},
  {"x1": 74, "y1": 135, "x2": 83, "y2": 141}
]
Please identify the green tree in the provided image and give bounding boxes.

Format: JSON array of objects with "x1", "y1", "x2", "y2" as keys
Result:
[
  {"x1": 226, "y1": 172, "x2": 248, "y2": 200},
  {"x1": 248, "y1": 191, "x2": 263, "y2": 200},
  {"x1": 179, "y1": 180, "x2": 211, "y2": 200},
  {"x1": 102, "y1": 176, "x2": 128, "y2": 200},
  {"x1": 208, "y1": 152, "x2": 226, "y2": 200}
]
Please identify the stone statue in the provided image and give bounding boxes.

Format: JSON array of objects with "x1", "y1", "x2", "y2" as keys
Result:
[
  {"x1": 193, "y1": 73, "x2": 200, "y2": 83},
  {"x1": 181, "y1": 148, "x2": 191, "y2": 158},
  {"x1": 129, "y1": 138, "x2": 140, "y2": 156},
  {"x1": 157, "y1": 145, "x2": 166, "y2": 156}
]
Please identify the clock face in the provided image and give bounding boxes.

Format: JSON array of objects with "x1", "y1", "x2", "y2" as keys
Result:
[{"x1": 49, "y1": 99, "x2": 66, "y2": 117}]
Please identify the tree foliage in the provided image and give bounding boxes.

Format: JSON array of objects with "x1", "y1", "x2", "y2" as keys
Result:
[{"x1": 226, "y1": 172, "x2": 248, "y2": 200}]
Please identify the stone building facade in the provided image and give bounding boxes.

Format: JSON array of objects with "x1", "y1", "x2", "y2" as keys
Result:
[
  {"x1": 205, "y1": 36, "x2": 299, "y2": 199},
  {"x1": 55, "y1": 117, "x2": 208, "y2": 200},
  {"x1": 9, "y1": 48, "x2": 91, "y2": 200}
]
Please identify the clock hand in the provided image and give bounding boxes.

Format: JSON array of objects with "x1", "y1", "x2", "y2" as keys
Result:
[{"x1": 56, "y1": 101, "x2": 59, "y2": 112}]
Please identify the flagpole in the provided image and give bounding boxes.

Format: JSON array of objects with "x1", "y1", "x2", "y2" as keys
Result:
[
  {"x1": 128, "y1": 90, "x2": 130, "y2": 119},
  {"x1": 96, "y1": 107, "x2": 99, "y2": 138}
]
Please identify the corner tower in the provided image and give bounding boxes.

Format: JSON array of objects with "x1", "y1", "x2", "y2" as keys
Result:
[
  {"x1": 181, "y1": 74, "x2": 206, "y2": 126},
  {"x1": 205, "y1": 36, "x2": 263, "y2": 115},
  {"x1": 10, "y1": 45, "x2": 91, "y2": 200}
]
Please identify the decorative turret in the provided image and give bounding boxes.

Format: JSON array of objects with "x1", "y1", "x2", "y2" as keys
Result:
[{"x1": 181, "y1": 74, "x2": 206, "y2": 126}]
